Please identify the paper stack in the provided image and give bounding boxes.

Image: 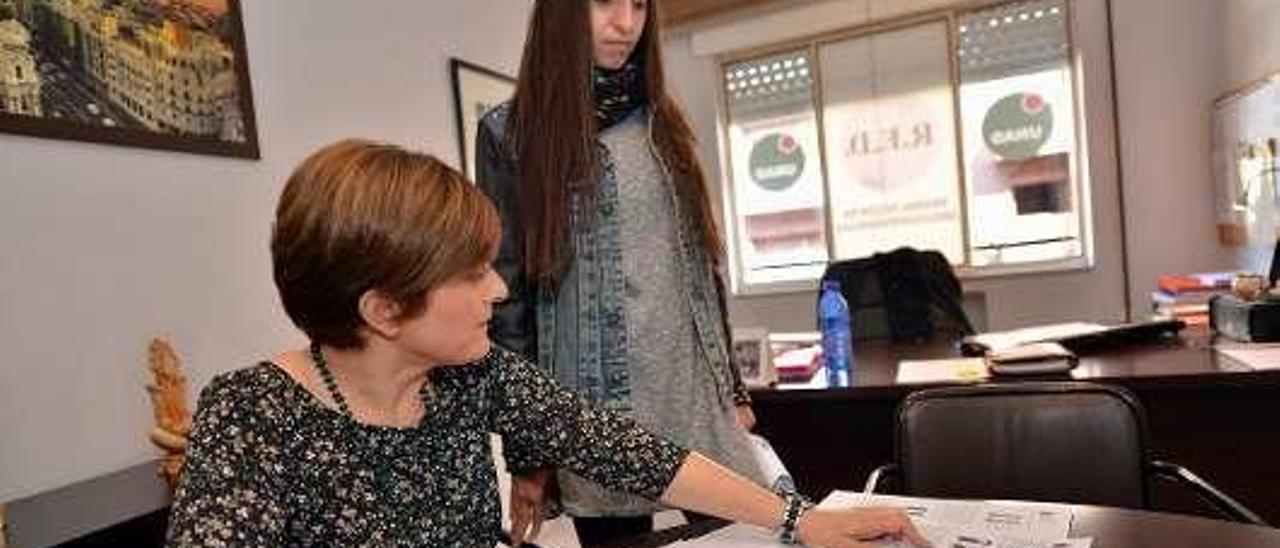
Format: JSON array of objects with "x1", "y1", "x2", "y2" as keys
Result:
[
  {"x1": 667, "y1": 492, "x2": 1092, "y2": 548},
  {"x1": 821, "y1": 492, "x2": 1092, "y2": 548}
]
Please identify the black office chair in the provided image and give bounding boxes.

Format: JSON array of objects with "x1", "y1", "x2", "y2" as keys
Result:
[
  {"x1": 863, "y1": 382, "x2": 1266, "y2": 525},
  {"x1": 819, "y1": 247, "x2": 974, "y2": 342}
]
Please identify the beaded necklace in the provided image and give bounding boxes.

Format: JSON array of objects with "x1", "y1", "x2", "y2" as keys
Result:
[
  {"x1": 307, "y1": 342, "x2": 432, "y2": 539},
  {"x1": 307, "y1": 342, "x2": 431, "y2": 422}
]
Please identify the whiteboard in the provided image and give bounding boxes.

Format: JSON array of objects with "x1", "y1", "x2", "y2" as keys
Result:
[{"x1": 1212, "y1": 74, "x2": 1280, "y2": 245}]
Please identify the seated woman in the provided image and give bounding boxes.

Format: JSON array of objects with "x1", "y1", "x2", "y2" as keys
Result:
[{"x1": 164, "y1": 139, "x2": 927, "y2": 548}]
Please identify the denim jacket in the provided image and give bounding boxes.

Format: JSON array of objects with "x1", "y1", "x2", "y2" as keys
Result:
[{"x1": 474, "y1": 103, "x2": 748, "y2": 413}]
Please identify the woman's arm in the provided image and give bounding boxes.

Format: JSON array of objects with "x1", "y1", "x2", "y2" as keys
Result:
[
  {"x1": 492, "y1": 350, "x2": 691, "y2": 496},
  {"x1": 490, "y1": 351, "x2": 927, "y2": 547},
  {"x1": 661, "y1": 454, "x2": 929, "y2": 547},
  {"x1": 166, "y1": 374, "x2": 287, "y2": 547}
]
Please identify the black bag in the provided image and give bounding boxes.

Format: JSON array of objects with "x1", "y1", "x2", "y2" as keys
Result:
[{"x1": 818, "y1": 247, "x2": 974, "y2": 342}]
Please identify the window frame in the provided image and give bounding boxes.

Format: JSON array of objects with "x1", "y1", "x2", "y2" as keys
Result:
[{"x1": 716, "y1": 0, "x2": 1092, "y2": 297}]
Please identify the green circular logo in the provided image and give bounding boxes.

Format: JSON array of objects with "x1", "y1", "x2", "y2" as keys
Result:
[
  {"x1": 749, "y1": 133, "x2": 805, "y2": 191},
  {"x1": 982, "y1": 93, "x2": 1052, "y2": 160}
]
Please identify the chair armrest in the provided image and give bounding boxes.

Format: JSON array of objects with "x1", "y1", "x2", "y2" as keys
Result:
[
  {"x1": 863, "y1": 464, "x2": 897, "y2": 494},
  {"x1": 1147, "y1": 460, "x2": 1267, "y2": 525}
]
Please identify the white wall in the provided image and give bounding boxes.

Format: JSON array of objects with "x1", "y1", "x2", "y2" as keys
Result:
[
  {"x1": 663, "y1": 0, "x2": 1130, "y2": 333},
  {"x1": 0, "y1": 0, "x2": 532, "y2": 502},
  {"x1": 1111, "y1": 0, "x2": 1229, "y2": 319},
  {"x1": 1221, "y1": 0, "x2": 1280, "y2": 98}
]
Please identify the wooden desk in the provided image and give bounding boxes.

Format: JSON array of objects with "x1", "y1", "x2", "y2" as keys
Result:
[
  {"x1": 749, "y1": 331, "x2": 1280, "y2": 523},
  {"x1": 612, "y1": 502, "x2": 1280, "y2": 547}
]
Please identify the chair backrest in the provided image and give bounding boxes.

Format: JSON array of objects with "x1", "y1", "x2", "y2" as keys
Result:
[
  {"x1": 819, "y1": 247, "x2": 974, "y2": 341},
  {"x1": 895, "y1": 382, "x2": 1148, "y2": 509}
]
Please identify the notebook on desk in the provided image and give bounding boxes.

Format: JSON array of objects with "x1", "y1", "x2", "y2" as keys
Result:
[{"x1": 960, "y1": 318, "x2": 1186, "y2": 356}]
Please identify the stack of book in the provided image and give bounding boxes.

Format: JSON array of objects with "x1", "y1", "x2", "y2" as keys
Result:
[{"x1": 1151, "y1": 272, "x2": 1234, "y2": 325}]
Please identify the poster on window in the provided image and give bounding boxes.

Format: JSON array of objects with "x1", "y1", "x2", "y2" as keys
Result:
[
  {"x1": 729, "y1": 113, "x2": 828, "y2": 280},
  {"x1": 959, "y1": 68, "x2": 1081, "y2": 263},
  {"x1": 822, "y1": 90, "x2": 963, "y2": 262},
  {"x1": 819, "y1": 23, "x2": 964, "y2": 263}
]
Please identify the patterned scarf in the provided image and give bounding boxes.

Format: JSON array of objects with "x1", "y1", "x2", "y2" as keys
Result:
[{"x1": 592, "y1": 60, "x2": 646, "y2": 132}]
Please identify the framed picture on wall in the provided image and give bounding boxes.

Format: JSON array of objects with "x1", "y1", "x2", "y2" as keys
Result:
[
  {"x1": 450, "y1": 58, "x2": 515, "y2": 178},
  {"x1": 731, "y1": 327, "x2": 775, "y2": 388},
  {"x1": 0, "y1": 0, "x2": 260, "y2": 159}
]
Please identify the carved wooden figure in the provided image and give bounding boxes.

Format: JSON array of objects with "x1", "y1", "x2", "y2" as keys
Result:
[{"x1": 146, "y1": 337, "x2": 193, "y2": 490}]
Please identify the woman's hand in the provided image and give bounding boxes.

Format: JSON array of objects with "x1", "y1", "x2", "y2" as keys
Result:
[
  {"x1": 508, "y1": 468, "x2": 553, "y2": 545},
  {"x1": 797, "y1": 506, "x2": 931, "y2": 548}
]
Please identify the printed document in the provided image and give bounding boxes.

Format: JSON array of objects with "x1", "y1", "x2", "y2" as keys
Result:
[
  {"x1": 666, "y1": 492, "x2": 1091, "y2": 548},
  {"x1": 1216, "y1": 344, "x2": 1280, "y2": 370},
  {"x1": 966, "y1": 322, "x2": 1108, "y2": 352},
  {"x1": 896, "y1": 358, "x2": 989, "y2": 384}
]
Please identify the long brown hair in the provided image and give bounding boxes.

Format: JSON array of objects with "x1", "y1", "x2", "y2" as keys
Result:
[{"x1": 508, "y1": 0, "x2": 724, "y2": 284}]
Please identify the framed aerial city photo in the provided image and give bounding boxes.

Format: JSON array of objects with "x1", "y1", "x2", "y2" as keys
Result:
[{"x1": 0, "y1": 0, "x2": 259, "y2": 158}]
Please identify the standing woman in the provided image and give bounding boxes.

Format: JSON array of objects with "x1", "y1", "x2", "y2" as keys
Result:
[{"x1": 476, "y1": 0, "x2": 763, "y2": 544}]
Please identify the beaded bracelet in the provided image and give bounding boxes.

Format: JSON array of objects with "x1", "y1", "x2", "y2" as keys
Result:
[{"x1": 778, "y1": 491, "x2": 814, "y2": 544}]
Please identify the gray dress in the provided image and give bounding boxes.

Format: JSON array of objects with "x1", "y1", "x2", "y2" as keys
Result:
[{"x1": 558, "y1": 111, "x2": 767, "y2": 517}]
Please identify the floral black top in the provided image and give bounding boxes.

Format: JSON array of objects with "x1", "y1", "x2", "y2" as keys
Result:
[{"x1": 165, "y1": 348, "x2": 689, "y2": 547}]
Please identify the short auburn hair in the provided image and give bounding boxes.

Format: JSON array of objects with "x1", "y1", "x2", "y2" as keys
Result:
[{"x1": 271, "y1": 139, "x2": 501, "y2": 349}]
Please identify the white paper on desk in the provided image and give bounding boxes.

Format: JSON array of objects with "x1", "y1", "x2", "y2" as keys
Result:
[
  {"x1": 666, "y1": 518, "x2": 1092, "y2": 548},
  {"x1": 1216, "y1": 345, "x2": 1280, "y2": 370},
  {"x1": 968, "y1": 322, "x2": 1108, "y2": 352},
  {"x1": 897, "y1": 358, "x2": 989, "y2": 384},
  {"x1": 820, "y1": 491, "x2": 1072, "y2": 541},
  {"x1": 877, "y1": 519, "x2": 1093, "y2": 548}
]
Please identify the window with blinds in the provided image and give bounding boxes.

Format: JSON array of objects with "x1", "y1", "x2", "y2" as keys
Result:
[{"x1": 720, "y1": 0, "x2": 1084, "y2": 292}]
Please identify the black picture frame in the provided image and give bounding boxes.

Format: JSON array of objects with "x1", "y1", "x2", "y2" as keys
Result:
[
  {"x1": 449, "y1": 58, "x2": 515, "y2": 178},
  {"x1": 732, "y1": 327, "x2": 776, "y2": 387},
  {"x1": 0, "y1": 0, "x2": 260, "y2": 159}
]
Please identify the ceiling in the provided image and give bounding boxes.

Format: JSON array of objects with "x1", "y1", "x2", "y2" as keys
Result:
[{"x1": 660, "y1": 0, "x2": 796, "y2": 28}]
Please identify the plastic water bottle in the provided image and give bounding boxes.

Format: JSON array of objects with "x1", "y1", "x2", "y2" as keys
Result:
[{"x1": 819, "y1": 280, "x2": 853, "y2": 387}]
